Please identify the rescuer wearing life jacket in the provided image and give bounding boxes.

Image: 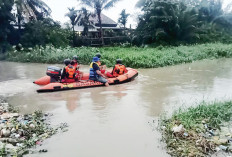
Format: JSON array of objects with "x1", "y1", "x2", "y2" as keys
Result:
[
  {"x1": 112, "y1": 59, "x2": 128, "y2": 77},
  {"x1": 71, "y1": 55, "x2": 83, "y2": 80},
  {"x1": 71, "y1": 55, "x2": 80, "y2": 70},
  {"x1": 95, "y1": 53, "x2": 107, "y2": 75},
  {"x1": 61, "y1": 59, "x2": 76, "y2": 83},
  {"x1": 89, "y1": 57, "x2": 109, "y2": 86}
]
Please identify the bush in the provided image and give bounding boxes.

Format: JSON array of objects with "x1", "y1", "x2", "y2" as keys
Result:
[
  {"x1": 6, "y1": 43, "x2": 232, "y2": 68},
  {"x1": 20, "y1": 18, "x2": 72, "y2": 48}
]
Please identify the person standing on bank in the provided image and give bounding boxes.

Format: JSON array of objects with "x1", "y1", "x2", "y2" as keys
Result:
[{"x1": 89, "y1": 57, "x2": 109, "y2": 86}]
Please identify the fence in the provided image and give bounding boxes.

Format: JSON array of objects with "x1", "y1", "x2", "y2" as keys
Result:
[{"x1": 75, "y1": 36, "x2": 130, "y2": 47}]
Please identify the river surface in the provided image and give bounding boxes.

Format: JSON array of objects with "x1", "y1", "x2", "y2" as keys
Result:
[{"x1": 1, "y1": 59, "x2": 232, "y2": 157}]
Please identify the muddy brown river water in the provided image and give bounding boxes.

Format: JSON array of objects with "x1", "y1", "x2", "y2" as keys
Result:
[{"x1": 1, "y1": 59, "x2": 232, "y2": 157}]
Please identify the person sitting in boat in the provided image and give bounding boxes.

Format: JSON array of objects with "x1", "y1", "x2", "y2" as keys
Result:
[
  {"x1": 95, "y1": 53, "x2": 107, "y2": 75},
  {"x1": 71, "y1": 55, "x2": 80, "y2": 69},
  {"x1": 111, "y1": 59, "x2": 128, "y2": 77},
  {"x1": 61, "y1": 59, "x2": 76, "y2": 83},
  {"x1": 71, "y1": 55, "x2": 83, "y2": 80},
  {"x1": 89, "y1": 57, "x2": 109, "y2": 86}
]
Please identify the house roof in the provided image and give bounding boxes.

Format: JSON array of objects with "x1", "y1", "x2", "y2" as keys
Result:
[
  {"x1": 74, "y1": 13, "x2": 119, "y2": 32},
  {"x1": 89, "y1": 14, "x2": 117, "y2": 25}
]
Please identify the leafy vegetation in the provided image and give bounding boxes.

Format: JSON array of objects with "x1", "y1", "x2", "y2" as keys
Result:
[
  {"x1": 14, "y1": 0, "x2": 51, "y2": 31},
  {"x1": 136, "y1": 1, "x2": 199, "y2": 44},
  {"x1": 65, "y1": 7, "x2": 82, "y2": 46},
  {"x1": 172, "y1": 101, "x2": 232, "y2": 129},
  {"x1": 135, "y1": 0, "x2": 232, "y2": 45},
  {"x1": 118, "y1": 9, "x2": 130, "y2": 31},
  {"x1": 1, "y1": 0, "x2": 232, "y2": 53},
  {"x1": 160, "y1": 101, "x2": 232, "y2": 156},
  {"x1": 79, "y1": 8, "x2": 94, "y2": 37},
  {"x1": 6, "y1": 43, "x2": 232, "y2": 68},
  {"x1": 20, "y1": 18, "x2": 72, "y2": 47},
  {"x1": 0, "y1": 0, "x2": 14, "y2": 53}
]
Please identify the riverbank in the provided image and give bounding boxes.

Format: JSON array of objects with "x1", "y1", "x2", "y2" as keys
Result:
[
  {"x1": 5, "y1": 43, "x2": 232, "y2": 68},
  {"x1": 160, "y1": 101, "x2": 232, "y2": 156},
  {"x1": 0, "y1": 98, "x2": 68, "y2": 156}
]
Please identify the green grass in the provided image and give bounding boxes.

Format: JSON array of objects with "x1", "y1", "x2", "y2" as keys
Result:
[
  {"x1": 6, "y1": 43, "x2": 232, "y2": 68},
  {"x1": 171, "y1": 101, "x2": 232, "y2": 130},
  {"x1": 0, "y1": 53, "x2": 7, "y2": 60},
  {"x1": 161, "y1": 101, "x2": 232, "y2": 156}
]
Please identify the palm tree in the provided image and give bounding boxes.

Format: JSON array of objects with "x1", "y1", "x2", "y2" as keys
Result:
[
  {"x1": 136, "y1": 0, "x2": 199, "y2": 44},
  {"x1": 14, "y1": 0, "x2": 51, "y2": 32},
  {"x1": 79, "y1": 8, "x2": 94, "y2": 36},
  {"x1": 66, "y1": 7, "x2": 82, "y2": 45},
  {"x1": 135, "y1": 0, "x2": 202, "y2": 8},
  {"x1": 118, "y1": 9, "x2": 130, "y2": 33},
  {"x1": 135, "y1": 0, "x2": 146, "y2": 8},
  {"x1": 78, "y1": 0, "x2": 121, "y2": 45}
]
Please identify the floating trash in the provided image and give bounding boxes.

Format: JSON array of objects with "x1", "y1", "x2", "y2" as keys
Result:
[
  {"x1": 219, "y1": 145, "x2": 228, "y2": 151},
  {"x1": 172, "y1": 124, "x2": 184, "y2": 133},
  {"x1": 0, "y1": 98, "x2": 68, "y2": 156}
]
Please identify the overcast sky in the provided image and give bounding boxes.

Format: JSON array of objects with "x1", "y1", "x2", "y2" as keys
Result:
[
  {"x1": 44, "y1": 0, "x2": 140, "y2": 28},
  {"x1": 44, "y1": 0, "x2": 231, "y2": 28}
]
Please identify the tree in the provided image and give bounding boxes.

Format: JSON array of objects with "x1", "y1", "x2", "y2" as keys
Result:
[
  {"x1": 78, "y1": 0, "x2": 121, "y2": 45},
  {"x1": 118, "y1": 9, "x2": 130, "y2": 32},
  {"x1": 135, "y1": 0, "x2": 202, "y2": 8},
  {"x1": 21, "y1": 18, "x2": 72, "y2": 47},
  {"x1": 135, "y1": 0, "x2": 147, "y2": 8},
  {"x1": 198, "y1": 0, "x2": 223, "y2": 23},
  {"x1": 136, "y1": 0, "x2": 199, "y2": 44},
  {"x1": 66, "y1": 7, "x2": 82, "y2": 46},
  {"x1": 79, "y1": 8, "x2": 94, "y2": 36},
  {"x1": 14, "y1": 0, "x2": 51, "y2": 33},
  {"x1": 0, "y1": 0, "x2": 15, "y2": 53}
]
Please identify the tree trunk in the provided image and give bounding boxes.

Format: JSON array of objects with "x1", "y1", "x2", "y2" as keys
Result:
[
  {"x1": 72, "y1": 25, "x2": 75, "y2": 46},
  {"x1": 17, "y1": 7, "x2": 22, "y2": 39},
  {"x1": 124, "y1": 24, "x2": 126, "y2": 35},
  {"x1": 97, "y1": 12, "x2": 104, "y2": 45},
  {"x1": 18, "y1": 16, "x2": 21, "y2": 31}
]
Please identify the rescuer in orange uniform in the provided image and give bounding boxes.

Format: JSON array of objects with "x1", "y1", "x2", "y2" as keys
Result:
[
  {"x1": 105, "y1": 59, "x2": 128, "y2": 78},
  {"x1": 112, "y1": 59, "x2": 128, "y2": 77},
  {"x1": 61, "y1": 59, "x2": 76, "y2": 83},
  {"x1": 71, "y1": 55, "x2": 83, "y2": 80}
]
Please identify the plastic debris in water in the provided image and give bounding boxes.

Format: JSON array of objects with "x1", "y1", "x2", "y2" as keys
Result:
[
  {"x1": 209, "y1": 130, "x2": 214, "y2": 135},
  {"x1": 219, "y1": 145, "x2": 228, "y2": 151},
  {"x1": 183, "y1": 132, "x2": 189, "y2": 137},
  {"x1": 39, "y1": 149, "x2": 48, "y2": 153},
  {"x1": 172, "y1": 124, "x2": 184, "y2": 133}
]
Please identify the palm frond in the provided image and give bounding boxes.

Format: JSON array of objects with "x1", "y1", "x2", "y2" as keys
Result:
[
  {"x1": 78, "y1": 0, "x2": 94, "y2": 8},
  {"x1": 103, "y1": 0, "x2": 120, "y2": 10}
]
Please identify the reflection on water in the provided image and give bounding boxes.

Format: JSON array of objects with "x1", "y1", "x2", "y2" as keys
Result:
[
  {"x1": 138, "y1": 59, "x2": 232, "y2": 116},
  {"x1": 1, "y1": 59, "x2": 232, "y2": 157}
]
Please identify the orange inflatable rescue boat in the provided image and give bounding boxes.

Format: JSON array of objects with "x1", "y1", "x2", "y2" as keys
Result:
[{"x1": 34, "y1": 66, "x2": 138, "y2": 93}]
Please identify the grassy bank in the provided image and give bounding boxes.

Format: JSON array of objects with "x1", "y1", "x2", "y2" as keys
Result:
[
  {"x1": 160, "y1": 101, "x2": 232, "y2": 156},
  {"x1": 6, "y1": 43, "x2": 232, "y2": 68}
]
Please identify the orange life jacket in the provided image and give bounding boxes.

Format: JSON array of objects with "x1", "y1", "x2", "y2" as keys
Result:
[
  {"x1": 65, "y1": 65, "x2": 75, "y2": 79},
  {"x1": 72, "y1": 62, "x2": 79, "y2": 70},
  {"x1": 113, "y1": 64, "x2": 127, "y2": 76}
]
